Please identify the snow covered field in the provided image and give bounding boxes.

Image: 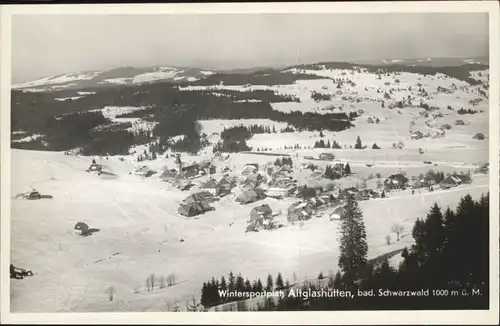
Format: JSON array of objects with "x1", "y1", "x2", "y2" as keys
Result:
[
  {"x1": 93, "y1": 106, "x2": 157, "y2": 135},
  {"x1": 180, "y1": 66, "x2": 489, "y2": 163},
  {"x1": 10, "y1": 149, "x2": 489, "y2": 312}
]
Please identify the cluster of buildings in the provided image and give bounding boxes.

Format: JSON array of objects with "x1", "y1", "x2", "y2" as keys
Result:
[{"x1": 384, "y1": 172, "x2": 472, "y2": 191}]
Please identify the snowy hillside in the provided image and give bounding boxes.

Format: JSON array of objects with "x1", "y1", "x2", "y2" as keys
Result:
[
  {"x1": 9, "y1": 59, "x2": 491, "y2": 312},
  {"x1": 12, "y1": 66, "x2": 215, "y2": 92},
  {"x1": 10, "y1": 149, "x2": 489, "y2": 312}
]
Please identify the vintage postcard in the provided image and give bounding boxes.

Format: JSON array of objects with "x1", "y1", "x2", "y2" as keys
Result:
[{"x1": 1, "y1": 1, "x2": 499, "y2": 325}]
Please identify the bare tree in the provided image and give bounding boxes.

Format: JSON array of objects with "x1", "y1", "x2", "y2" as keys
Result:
[
  {"x1": 386, "y1": 235, "x2": 391, "y2": 245},
  {"x1": 391, "y1": 223, "x2": 405, "y2": 241},
  {"x1": 107, "y1": 285, "x2": 115, "y2": 301},
  {"x1": 145, "y1": 276, "x2": 152, "y2": 291},
  {"x1": 150, "y1": 273, "x2": 156, "y2": 289},
  {"x1": 376, "y1": 179, "x2": 384, "y2": 190},
  {"x1": 167, "y1": 273, "x2": 176, "y2": 286},
  {"x1": 159, "y1": 276, "x2": 166, "y2": 289}
]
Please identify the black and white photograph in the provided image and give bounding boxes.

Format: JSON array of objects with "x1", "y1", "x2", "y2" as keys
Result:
[{"x1": 1, "y1": 2, "x2": 498, "y2": 324}]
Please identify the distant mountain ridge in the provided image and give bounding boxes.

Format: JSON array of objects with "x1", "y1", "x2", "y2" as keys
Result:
[
  {"x1": 12, "y1": 66, "x2": 216, "y2": 92},
  {"x1": 353, "y1": 56, "x2": 489, "y2": 67},
  {"x1": 12, "y1": 56, "x2": 488, "y2": 93}
]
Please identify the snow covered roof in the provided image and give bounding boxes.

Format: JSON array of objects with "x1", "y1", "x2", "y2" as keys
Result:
[
  {"x1": 201, "y1": 179, "x2": 218, "y2": 188},
  {"x1": 295, "y1": 202, "x2": 309, "y2": 209}
]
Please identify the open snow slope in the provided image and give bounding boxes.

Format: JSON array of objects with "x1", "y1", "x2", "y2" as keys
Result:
[
  {"x1": 179, "y1": 66, "x2": 489, "y2": 156},
  {"x1": 10, "y1": 149, "x2": 488, "y2": 312}
]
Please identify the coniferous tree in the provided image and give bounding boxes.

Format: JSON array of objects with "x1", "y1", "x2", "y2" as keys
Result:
[
  {"x1": 252, "y1": 280, "x2": 259, "y2": 292},
  {"x1": 338, "y1": 197, "x2": 368, "y2": 283},
  {"x1": 235, "y1": 274, "x2": 245, "y2": 292},
  {"x1": 201, "y1": 282, "x2": 209, "y2": 307},
  {"x1": 333, "y1": 271, "x2": 343, "y2": 289},
  {"x1": 345, "y1": 163, "x2": 351, "y2": 175},
  {"x1": 220, "y1": 276, "x2": 227, "y2": 291},
  {"x1": 244, "y1": 278, "x2": 252, "y2": 292},
  {"x1": 256, "y1": 279, "x2": 264, "y2": 292},
  {"x1": 266, "y1": 274, "x2": 274, "y2": 292},
  {"x1": 355, "y1": 136, "x2": 363, "y2": 149},
  {"x1": 423, "y1": 203, "x2": 446, "y2": 263},
  {"x1": 228, "y1": 272, "x2": 236, "y2": 292},
  {"x1": 275, "y1": 272, "x2": 284, "y2": 290}
]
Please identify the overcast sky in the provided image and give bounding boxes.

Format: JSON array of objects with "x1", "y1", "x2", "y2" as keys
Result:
[{"x1": 11, "y1": 13, "x2": 489, "y2": 83}]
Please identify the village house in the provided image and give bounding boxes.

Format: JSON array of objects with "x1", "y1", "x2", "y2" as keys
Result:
[
  {"x1": 183, "y1": 191, "x2": 217, "y2": 204},
  {"x1": 160, "y1": 168, "x2": 178, "y2": 180},
  {"x1": 308, "y1": 196, "x2": 327, "y2": 209},
  {"x1": 338, "y1": 187, "x2": 359, "y2": 200},
  {"x1": 440, "y1": 174, "x2": 472, "y2": 189},
  {"x1": 182, "y1": 163, "x2": 201, "y2": 178},
  {"x1": 269, "y1": 173, "x2": 294, "y2": 185},
  {"x1": 134, "y1": 165, "x2": 156, "y2": 178},
  {"x1": 319, "y1": 153, "x2": 335, "y2": 161},
  {"x1": 266, "y1": 183, "x2": 297, "y2": 199},
  {"x1": 217, "y1": 176, "x2": 236, "y2": 196},
  {"x1": 330, "y1": 204, "x2": 347, "y2": 220},
  {"x1": 358, "y1": 189, "x2": 380, "y2": 200},
  {"x1": 384, "y1": 173, "x2": 409, "y2": 190},
  {"x1": 197, "y1": 160, "x2": 216, "y2": 176},
  {"x1": 475, "y1": 163, "x2": 489, "y2": 174},
  {"x1": 236, "y1": 189, "x2": 265, "y2": 204},
  {"x1": 241, "y1": 165, "x2": 258, "y2": 176},
  {"x1": 199, "y1": 179, "x2": 221, "y2": 196},
  {"x1": 246, "y1": 204, "x2": 276, "y2": 232},
  {"x1": 86, "y1": 159, "x2": 103, "y2": 174},
  {"x1": 172, "y1": 178, "x2": 193, "y2": 190},
  {"x1": 332, "y1": 162, "x2": 347, "y2": 177},
  {"x1": 276, "y1": 164, "x2": 293, "y2": 174},
  {"x1": 239, "y1": 177, "x2": 258, "y2": 191},
  {"x1": 178, "y1": 193, "x2": 214, "y2": 217},
  {"x1": 410, "y1": 131, "x2": 424, "y2": 140},
  {"x1": 440, "y1": 175, "x2": 462, "y2": 189},
  {"x1": 410, "y1": 178, "x2": 434, "y2": 189},
  {"x1": 287, "y1": 201, "x2": 314, "y2": 222},
  {"x1": 301, "y1": 163, "x2": 318, "y2": 171},
  {"x1": 318, "y1": 192, "x2": 337, "y2": 205},
  {"x1": 246, "y1": 163, "x2": 260, "y2": 170},
  {"x1": 178, "y1": 201, "x2": 212, "y2": 217}
]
